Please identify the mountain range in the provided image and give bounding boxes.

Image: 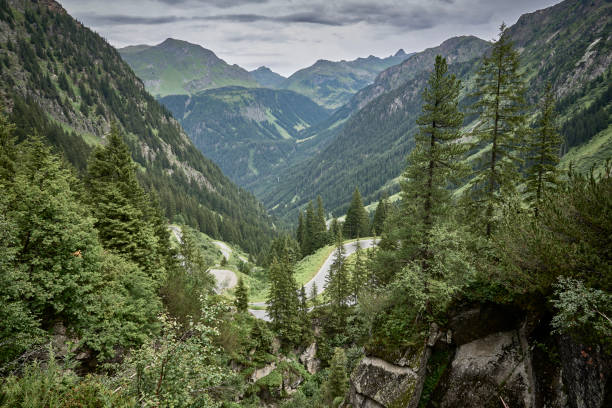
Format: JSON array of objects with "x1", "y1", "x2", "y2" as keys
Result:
[
  {"x1": 119, "y1": 38, "x2": 258, "y2": 97},
  {"x1": 0, "y1": 0, "x2": 275, "y2": 253},
  {"x1": 258, "y1": 0, "x2": 612, "y2": 219}
]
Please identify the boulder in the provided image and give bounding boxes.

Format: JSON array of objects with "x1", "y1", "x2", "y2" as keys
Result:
[
  {"x1": 437, "y1": 330, "x2": 533, "y2": 408},
  {"x1": 250, "y1": 362, "x2": 276, "y2": 382}
]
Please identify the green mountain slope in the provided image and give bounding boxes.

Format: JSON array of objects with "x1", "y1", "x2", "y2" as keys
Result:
[
  {"x1": 118, "y1": 38, "x2": 258, "y2": 97},
  {"x1": 159, "y1": 87, "x2": 330, "y2": 187},
  {"x1": 250, "y1": 66, "x2": 286, "y2": 88},
  {"x1": 261, "y1": 0, "x2": 611, "y2": 220},
  {"x1": 282, "y1": 49, "x2": 412, "y2": 109},
  {"x1": 0, "y1": 0, "x2": 275, "y2": 253}
]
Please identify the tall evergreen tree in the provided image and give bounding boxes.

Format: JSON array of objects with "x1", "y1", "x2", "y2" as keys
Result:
[
  {"x1": 267, "y1": 250, "x2": 300, "y2": 345},
  {"x1": 371, "y1": 194, "x2": 389, "y2": 236},
  {"x1": 467, "y1": 24, "x2": 528, "y2": 237},
  {"x1": 304, "y1": 201, "x2": 316, "y2": 255},
  {"x1": 351, "y1": 244, "x2": 368, "y2": 303},
  {"x1": 325, "y1": 234, "x2": 350, "y2": 328},
  {"x1": 322, "y1": 348, "x2": 349, "y2": 406},
  {"x1": 525, "y1": 82, "x2": 563, "y2": 217},
  {"x1": 296, "y1": 210, "x2": 306, "y2": 255},
  {"x1": 401, "y1": 55, "x2": 466, "y2": 260},
  {"x1": 235, "y1": 277, "x2": 249, "y2": 313},
  {"x1": 86, "y1": 123, "x2": 161, "y2": 279},
  {"x1": 315, "y1": 195, "x2": 329, "y2": 249},
  {"x1": 343, "y1": 187, "x2": 369, "y2": 239}
]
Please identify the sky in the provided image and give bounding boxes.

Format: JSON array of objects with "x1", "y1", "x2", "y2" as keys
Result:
[{"x1": 59, "y1": 0, "x2": 560, "y2": 77}]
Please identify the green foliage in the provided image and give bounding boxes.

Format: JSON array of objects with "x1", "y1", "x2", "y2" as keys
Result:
[
  {"x1": 466, "y1": 24, "x2": 528, "y2": 237},
  {"x1": 525, "y1": 83, "x2": 563, "y2": 216},
  {"x1": 325, "y1": 236, "x2": 351, "y2": 330},
  {"x1": 551, "y1": 277, "x2": 612, "y2": 348},
  {"x1": 494, "y1": 166, "x2": 611, "y2": 294},
  {"x1": 114, "y1": 299, "x2": 230, "y2": 407},
  {"x1": 401, "y1": 55, "x2": 466, "y2": 259},
  {"x1": 321, "y1": 348, "x2": 348, "y2": 406},
  {"x1": 343, "y1": 188, "x2": 369, "y2": 238},
  {"x1": 371, "y1": 195, "x2": 389, "y2": 235},
  {"x1": 267, "y1": 250, "x2": 301, "y2": 345},
  {"x1": 235, "y1": 278, "x2": 249, "y2": 313},
  {"x1": 0, "y1": 350, "x2": 134, "y2": 408}
]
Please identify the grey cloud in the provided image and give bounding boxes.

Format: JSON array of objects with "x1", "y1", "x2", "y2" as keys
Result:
[{"x1": 154, "y1": 0, "x2": 268, "y2": 6}]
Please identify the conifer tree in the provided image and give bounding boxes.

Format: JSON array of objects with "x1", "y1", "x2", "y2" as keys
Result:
[
  {"x1": 325, "y1": 234, "x2": 350, "y2": 328},
  {"x1": 371, "y1": 194, "x2": 389, "y2": 236},
  {"x1": 467, "y1": 24, "x2": 528, "y2": 236},
  {"x1": 296, "y1": 210, "x2": 306, "y2": 255},
  {"x1": 526, "y1": 83, "x2": 563, "y2": 217},
  {"x1": 330, "y1": 218, "x2": 341, "y2": 242},
  {"x1": 315, "y1": 195, "x2": 329, "y2": 249},
  {"x1": 235, "y1": 277, "x2": 249, "y2": 313},
  {"x1": 298, "y1": 285, "x2": 311, "y2": 341},
  {"x1": 86, "y1": 123, "x2": 161, "y2": 279},
  {"x1": 343, "y1": 188, "x2": 369, "y2": 239},
  {"x1": 304, "y1": 201, "x2": 316, "y2": 255},
  {"x1": 323, "y1": 348, "x2": 348, "y2": 406},
  {"x1": 309, "y1": 281, "x2": 319, "y2": 309},
  {"x1": 402, "y1": 55, "x2": 466, "y2": 259},
  {"x1": 351, "y1": 244, "x2": 368, "y2": 302},
  {"x1": 267, "y1": 250, "x2": 300, "y2": 345}
]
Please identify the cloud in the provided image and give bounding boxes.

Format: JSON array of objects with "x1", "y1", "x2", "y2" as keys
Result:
[{"x1": 154, "y1": 0, "x2": 268, "y2": 7}]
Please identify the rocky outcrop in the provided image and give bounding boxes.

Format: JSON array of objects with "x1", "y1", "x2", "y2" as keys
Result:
[
  {"x1": 299, "y1": 342, "x2": 321, "y2": 374},
  {"x1": 436, "y1": 331, "x2": 533, "y2": 408},
  {"x1": 348, "y1": 356, "x2": 419, "y2": 408}
]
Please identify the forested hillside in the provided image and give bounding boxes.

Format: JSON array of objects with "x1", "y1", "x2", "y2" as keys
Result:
[
  {"x1": 0, "y1": 0, "x2": 275, "y2": 253},
  {"x1": 119, "y1": 38, "x2": 258, "y2": 97},
  {"x1": 160, "y1": 86, "x2": 331, "y2": 188},
  {"x1": 282, "y1": 49, "x2": 412, "y2": 109},
  {"x1": 262, "y1": 0, "x2": 611, "y2": 219}
]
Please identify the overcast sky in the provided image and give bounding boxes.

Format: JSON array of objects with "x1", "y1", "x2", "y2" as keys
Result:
[{"x1": 59, "y1": 0, "x2": 560, "y2": 77}]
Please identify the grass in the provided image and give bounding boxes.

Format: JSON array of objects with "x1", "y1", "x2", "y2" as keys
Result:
[{"x1": 559, "y1": 124, "x2": 612, "y2": 176}]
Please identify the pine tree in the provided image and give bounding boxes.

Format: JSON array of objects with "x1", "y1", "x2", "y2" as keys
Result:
[
  {"x1": 314, "y1": 195, "x2": 329, "y2": 249},
  {"x1": 467, "y1": 24, "x2": 528, "y2": 237},
  {"x1": 325, "y1": 234, "x2": 350, "y2": 328},
  {"x1": 525, "y1": 83, "x2": 563, "y2": 217},
  {"x1": 402, "y1": 55, "x2": 466, "y2": 260},
  {"x1": 267, "y1": 249, "x2": 300, "y2": 345},
  {"x1": 371, "y1": 194, "x2": 389, "y2": 236},
  {"x1": 343, "y1": 187, "x2": 369, "y2": 239},
  {"x1": 86, "y1": 123, "x2": 160, "y2": 277},
  {"x1": 296, "y1": 210, "x2": 305, "y2": 255},
  {"x1": 298, "y1": 285, "x2": 311, "y2": 341},
  {"x1": 323, "y1": 348, "x2": 348, "y2": 406},
  {"x1": 330, "y1": 218, "x2": 341, "y2": 242},
  {"x1": 309, "y1": 281, "x2": 319, "y2": 309},
  {"x1": 235, "y1": 277, "x2": 249, "y2": 313},
  {"x1": 304, "y1": 201, "x2": 316, "y2": 255},
  {"x1": 351, "y1": 244, "x2": 368, "y2": 303}
]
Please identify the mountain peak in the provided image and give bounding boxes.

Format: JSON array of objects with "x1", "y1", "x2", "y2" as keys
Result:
[{"x1": 394, "y1": 49, "x2": 406, "y2": 56}]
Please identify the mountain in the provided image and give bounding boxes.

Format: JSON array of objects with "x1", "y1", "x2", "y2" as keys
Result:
[
  {"x1": 250, "y1": 66, "x2": 286, "y2": 88},
  {"x1": 260, "y1": 0, "x2": 611, "y2": 219},
  {"x1": 159, "y1": 87, "x2": 330, "y2": 187},
  {"x1": 118, "y1": 38, "x2": 258, "y2": 97},
  {"x1": 0, "y1": 0, "x2": 275, "y2": 254},
  {"x1": 281, "y1": 50, "x2": 413, "y2": 109}
]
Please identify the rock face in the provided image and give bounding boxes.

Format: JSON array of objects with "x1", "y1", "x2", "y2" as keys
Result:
[
  {"x1": 558, "y1": 335, "x2": 612, "y2": 408},
  {"x1": 348, "y1": 356, "x2": 419, "y2": 408},
  {"x1": 437, "y1": 331, "x2": 532, "y2": 408},
  {"x1": 299, "y1": 343, "x2": 321, "y2": 374}
]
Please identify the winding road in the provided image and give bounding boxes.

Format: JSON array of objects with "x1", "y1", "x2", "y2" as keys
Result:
[
  {"x1": 169, "y1": 226, "x2": 240, "y2": 293},
  {"x1": 248, "y1": 238, "x2": 379, "y2": 321}
]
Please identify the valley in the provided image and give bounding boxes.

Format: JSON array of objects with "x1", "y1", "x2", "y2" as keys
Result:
[{"x1": 0, "y1": 0, "x2": 610, "y2": 407}]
